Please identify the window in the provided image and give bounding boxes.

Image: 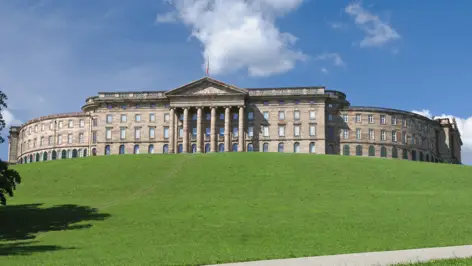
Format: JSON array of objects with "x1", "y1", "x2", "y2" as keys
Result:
[
  {"x1": 120, "y1": 128, "x2": 126, "y2": 139},
  {"x1": 163, "y1": 144, "x2": 169, "y2": 154},
  {"x1": 232, "y1": 127, "x2": 238, "y2": 137},
  {"x1": 368, "y1": 115, "x2": 374, "y2": 124},
  {"x1": 93, "y1": 118, "x2": 98, "y2": 126},
  {"x1": 343, "y1": 129, "x2": 349, "y2": 139},
  {"x1": 356, "y1": 145, "x2": 363, "y2": 156},
  {"x1": 392, "y1": 116, "x2": 397, "y2": 125},
  {"x1": 247, "y1": 143, "x2": 254, "y2": 152},
  {"x1": 279, "y1": 100, "x2": 284, "y2": 105},
  {"x1": 192, "y1": 114, "x2": 197, "y2": 121},
  {"x1": 343, "y1": 145, "x2": 350, "y2": 156},
  {"x1": 79, "y1": 119, "x2": 85, "y2": 128},
  {"x1": 205, "y1": 144, "x2": 210, "y2": 153},
  {"x1": 356, "y1": 114, "x2": 361, "y2": 123},
  {"x1": 233, "y1": 113, "x2": 238, "y2": 120},
  {"x1": 263, "y1": 143, "x2": 269, "y2": 152},
  {"x1": 164, "y1": 127, "x2": 169, "y2": 139},
  {"x1": 278, "y1": 125, "x2": 285, "y2": 137},
  {"x1": 328, "y1": 114, "x2": 333, "y2": 121},
  {"x1": 33, "y1": 138, "x2": 37, "y2": 148},
  {"x1": 248, "y1": 112, "x2": 254, "y2": 120},
  {"x1": 134, "y1": 145, "x2": 140, "y2": 154},
  {"x1": 369, "y1": 129, "x2": 375, "y2": 140},
  {"x1": 59, "y1": 121, "x2": 63, "y2": 128},
  {"x1": 79, "y1": 133, "x2": 84, "y2": 143},
  {"x1": 205, "y1": 113, "x2": 211, "y2": 120},
  {"x1": 356, "y1": 128, "x2": 361, "y2": 139},
  {"x1": 309, "y1": 142, "x2": 316, "y2": 153},
  {"x1": 402, "y1": 149, "x2": 408, "y2": 159},
  {"x1": 40, "y1": 137, "x2": 44, "y2": 147},
  {"x1": 218, "y1": 143, "x2": 224, "y2": 152},
  {"x1": 106, "y1": 128, "x2": 112, "y2": 140},
  {"x1": 327, "y1": 127, "x2": 334, "y2": 140},
  {"x1": 48, "y1": 136, "x2": 52, "y2": 145},
  {"x1": 219, "y1": 127, "x2": 224, "y2": 137},
  {"x1": 368, "y1": 145, "x2": 375, "y2": 156},
  {"x1": 179, "y1": 127, "x2": 184, "y2": 138},
  {"x1": 106, "y1": 115, "x2": 112, "y2": 124},
  {"x1": 402, "y1": 132, "x2": 407, "y2": 144},
  {"x1": 380, "y1": 115, "x2": 386, "y2": 125},
  {"x1": 342, "y1": 114, "x2": 348, "y2": 122},
  {"x1": 121, "y1": 114, "x2": 127, "y2": 122},
  {"x1": 248, "y1": 126, "x2": 254, "y2": 137},
  {"x1": 278, "y1": 111, "x2": 285, "y2": 120},
  {"x1": 135, "y1": 128, "x2": 141, "y2": 139},
  {"x1": 119, "y1": 145, "x2": 125, "y2": 154},
  {"x1": 50, "y1": 123, "x2": 54, "y2": 130},
  {"x1": 294, "y1": 125, "x2": 300, "y2": 137},
  {"x1": 392, "y1": 147, "x2": 398, "y2": 158},
  {"x1": 293, "y1": 142, "x2": 300, "y2": 153},
  {"x1": 149, "y1": 128, "x2": 155, "y2": 139},
  {"x1": 68, "y1": 120, "x2": 74, "y2": 128},
  {"x1": 263, "y1": 111, "x2": 269, "y2": 120},
  {"x1": 381, "y1": 130, "x2": 386, "y2": 141},
  {"x1": 309, "y1": 124, "x2": 316, "y2": 136},
  {"x1": 392, "y1": 131, "x2": 397, "y2": 142},
  {"x1": 294, "y1": 110, "x2": 300, "y2": 120},
  {"x1": 232, "y1": 143, "x2": 238, "y2": 152},
  {"x1": 205, "y1": 128, "x2": 210, "y2": 136},
  {"x1": 381, "y1": 146, "x2": 387, "y2": 157},
  {"x1": 41, "y1": 124, "x2": 44, "y2": 131},
  {"x1": 164, "y1": 113, "x2": 170, "y2": 122},
  {"x1": 135, "y1": 114, "x2": 141, "y2": 122},
  {"x1": 278, "y1": 142, "x2": 284, "y2": 152},
  {"x1": 148, "y1": 145, "x2": 154, "y2": 154},
  {"x1": 192, "y1": 127, "x2": 197, "y2": 137},
  {"x1": 263, "y1": 126, "x2": 269, "y2": 137},
  {"x1": 57, "y1": 134, "x2": 62, "y2": 144},
  {"x1": 309, "y1": 110, "x2": 316, "y2": 120}
]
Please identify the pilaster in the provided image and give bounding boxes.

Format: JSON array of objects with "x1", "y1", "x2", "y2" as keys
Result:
[
  {"x1": 183, "y1": 107, "x2": 189, "y2": 153},
  {"x1": 238, "y1": 106, "x2": 245, "y2": 152},
  {"x1": 210, "y1": 107, "x2": 216, "y2": 152},
  {"x1": 196, "y1": 107, "x2": 202, "y2": 153},
  {"x1": 224, "y1": 106, "x2": 231, "y2": 152},
  {"x1": 169, "y1": 108, "x2": 175, "y2": 153}
]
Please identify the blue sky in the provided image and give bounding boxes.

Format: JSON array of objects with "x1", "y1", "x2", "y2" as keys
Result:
[{"x1": 1, "y1": 0, "x2": 471, "y2": 163}]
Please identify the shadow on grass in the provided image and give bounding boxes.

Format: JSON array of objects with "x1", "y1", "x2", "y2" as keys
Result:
[{"x1": 0, "y1": 203, "x2": 110, "y2": 256}]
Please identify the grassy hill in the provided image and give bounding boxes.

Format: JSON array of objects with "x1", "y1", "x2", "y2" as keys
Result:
[{"x1": 1, "y1": 153, "x2": 472, "y2": 266}]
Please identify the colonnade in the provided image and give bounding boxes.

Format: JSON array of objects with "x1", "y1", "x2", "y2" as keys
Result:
[{"x1": 168, "y1": 106, "x2": 245, "y2": 153}]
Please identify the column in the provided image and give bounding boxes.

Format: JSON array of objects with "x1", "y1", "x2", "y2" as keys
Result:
[
  {"x1": 196, "y1": 107, "x2": 202, "y2": 153},
  {"x1": 169, "y1": 108, "x2": 175, "y2": 153},
  {"x1": 183, "y1": 107, "x2": 189, "y2": 153},
  {"x1": 224, "y1": 106, "x2": 231, "y2": 152},
  {"x1": 238, "y1": 106, "x2": 244, "y2": 152},
  {"x1": 174, "y1": 110, "x2": 179, "y2": 152},
  {"x1": 210, "y1": 107, "x2": 216, "y2": 152}
]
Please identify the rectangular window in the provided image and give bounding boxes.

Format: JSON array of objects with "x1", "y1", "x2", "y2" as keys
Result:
[
  {"x1": 328, "y1": 114, "x2": 333, "y2": 121},
  {"x1": 40, "y1": 137, "x2": 44, "y2": 146},
  {"x1": 309, "y1": 124, "x2": 316, "y2": 136},
  {"x1": 135, "y1": 128, "x2": 141, "y2": 139},
  {"x1": 92, "y1": 132, "x2": 97, "y2": 143},
  {"x1": 402, "y1": 132, "x2": 407, "y2": 144},
  {"x1": 79, "y1": 119, "x2": 85, "y2": 128},
  {"x1": 79, "y1": 133, "x2": 84, "y2": 143},
  {"x1": 368, "y1": 115, "x2": 374, "y2": 124},
  {"x1": 164, "y1": 127, "x2": 169, "y2": 139},
  {"x1": 48, "y1": 136, "x2": 52, "y2": 145},
  {"x1": 356, "y1": 128, "x2": 361, "y2": 139},
  {"x1": 205, "y1": 128, "x2": 210, "y2": 136},
  {"x1": 263, "y1": 126, "x2": 269, "y2": 137},
  {"x1": 59, "y1": 121, "x2": 63, "y2": 128},
  {"x1": 294, "y1": 110, "x2": 300, "y2": 120},
  {"x1": 68, "y1": 120, "x2": 73, "y2": 128},
  {"x1": 164, "y1": 113, "x2": 170, "y2": 122},
  {"x1": 278, "y1": 111, "x2": 285, "y2": 120},
  {"x1": 294, "y1": 125, "x2": 300, "y2": 136},
  {"x1": 369, "y1": 129, "x2": 374, "y2": 140},
  {"x1": 205, "y1": 113, "x2": 211, "y2": 121},
  {"x1": 392, "y1": 131, "x2": 397, "y2": 142},
  {"x1": 33, "y1": 138, "x2": 37, "y2": 148},
  {"x1": 219, "y1": 127, "x2": 224, "y2": 136},
  {"x1": 263, "y1": 111, "x2": 269, "y2": 120},
  {"x1": 343, "y1": 129, "x2": 349, "y2": 139},
  {"x1": 233, "y1": 127, "x2": 238, "y2": 137},
  {"x1": 57, "y1": 134, "x2": 62, "y2": 144},
  {"x1": 278, "y1": 125, "x2": 285, "y2": 137},
  {"x1": 135, "y1": 114, "x2": 141, "y2": 122},
  {"x1": 179, "y1": 127, "x2": 183, "y2": 138},
  {"x1": 192, "y1": 114, "x2": 197, "y2": 121},
  {"x1": 149, "y1": 113, "x2": 156, "y2": 122},
  {"x1": 149, "y1": 127, "x2": 155, "y2": 138},
  {"x1": 50, "y1": 123, "x2": 54, "y2": 130},
  {"x1": 121, "y1": 114, "x2": 127, "y2": 123},
  {"x1": 356, "y1": 114, "x2": 361, "y2": 123},
  {"x1": 106, "y1": 128, "x2": 112, "y2": 140},
  {"x1": 93, "y1": 118, "x2": 98, "y2": 127},
  {"x1": 248, "y1": 126, "x2": 254, "y2": 137},
  {"x1": 309, "y1": 110, "x2": 316, "y2": 120},
  {"x1": 392, "y1": 116, "x2": 397, "y2": 125},
  {"x1": 219, "y1": 113, "x2": 224, "y2": 120},
  {"x1": 192, "y1": 127, "x2": 197, "y2": 136},
  {"x1": 106, "y1": 115, "x2": 112, "y2": 124},
  {"x1": 233, "y1": 113, "x2": 238, "y2": 120},
  {"x1": 248, "y1": 112, "x2": 254, "y2": 120},
  {"x1": 120, "y1": 128, "x2": 126, "y2": 140},
  {"x1": 381, "y1": 130, "x2": 386, "y2": 141},
  {"x1": 328, "y1": 127, "x2": 334, "y2": 140},
  {"x1": 380, "y1": 115, "x2": 386, "y2": 125},
  {"x1": 343, "y1": 114, "x2": 348, "y2": 122}
]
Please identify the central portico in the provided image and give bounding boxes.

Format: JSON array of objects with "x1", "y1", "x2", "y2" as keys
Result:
[{"x1": 165, "y1": 77, "x2": 248, "y2": 153}]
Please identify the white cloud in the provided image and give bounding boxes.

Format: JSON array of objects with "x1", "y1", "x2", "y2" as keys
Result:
[
  {"x1": 156, "y1": 11, "x2": 178, "y2": 23},
  {"x1": 315, "y1": 53, "x2": 346, "y2": 67},
  {"x1": 157, "y1": 0, "x2": 307, "y2": 77},
  {"x1": 320, "y1": 67, "x2": 328, "y2": 74},
  {"x1": 412, "y1": 109, "x2": 472, "y2": 165},
  {"x1": 329, "y1": 22, "x2": 346, "y2": 29},
  {"x1": 345, "y1": 3, "x2": 400, "y2": 48},
  {"x1": 1, "y1": 109, "x2": 22, "y2": 128}
]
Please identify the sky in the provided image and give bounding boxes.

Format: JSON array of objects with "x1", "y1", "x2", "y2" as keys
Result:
[{"x1": 0, "y1": 0, "x2": 471, "y2": 164}]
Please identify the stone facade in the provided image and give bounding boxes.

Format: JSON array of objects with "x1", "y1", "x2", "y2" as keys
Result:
[{"x1": 8, "y1": 77, "x2": 463, "y2": 164}]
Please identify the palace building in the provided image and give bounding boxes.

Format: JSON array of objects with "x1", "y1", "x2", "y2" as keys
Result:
[{"x1": 7, "y1": 77, "x2": 463, "y2": 164}]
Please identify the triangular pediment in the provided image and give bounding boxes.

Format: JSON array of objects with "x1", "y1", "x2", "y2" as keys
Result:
[{"x1": 165, "y1": 77, "x2": 248, "y2": 96}]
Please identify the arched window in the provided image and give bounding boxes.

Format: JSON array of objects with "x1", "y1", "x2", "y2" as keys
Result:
[
  {"x1": 380, "y1": 146, "x2": 387, "y2": 158},
  {"x1": 148, "y1": 144, "x2": 154, "y2": 154},
  {"x1": 402, "y1": 149, "x2": 408, "y2": 159},
  {"x1": 392, "y1": 147, "x2": 398, "y2": 158},
  {"x1": 327, "y1": 144, "x2": 334, "y2": 154},
  {"x1": 52, "y1": 150, "x2": 57, "y2": 160},
  {"x1": 205, "y1": 143, "x2": 210, "y2": 153},
  {"x1": 92, "y1": 148, "x2": 97, "y2": 156},
  {"x1": 278, "y1": 142, "x2": 284, "y2": 153},
  {"x1": 35, "y1": 153, "x2": 40, "y2": 162},
  {"x1": 178, "y1": 144, "x2": 183, "y2": 153},
  {"x1": 247, "y1": 143, "x2": 254, "y2": 152},
  {"x1": 83, "y1": 149, "x2": 87, "y2": 157},
  {"x1": 293, "y1": 142, "x2": 300, "y2": 153},
  {"x1": 134, "y1": 145, "x2": 140, "y2": 154},
  {"x1": 426, "y1": 154, "x2": 430, "y2": 162},
  {"x1": 105, "y1": 145, "x2": 111, "y2": 156},
  {"x1": 192, "y1": 144, "x2": 197, "y2": 153},
  {"x1": 119, "y1": 145, "x2": 125, "y2": 154},
  {"x1": 29, "y1": 154, "x2": 33, "y2": 162},
  {"x1": 232, "y1": 143, "x2": 238, "y2": 152},
  {"x1": 419, "y1": 152, "x2": 424, "y2": 161},
  {"x1": 308, "y1": 142, "x2": 315, "y2": 153},
  {"x1": 43, "y1": 152, "x2": 48, "y2": 161},
  {"x1": 368, "y1": 145, "x2": 375, "y2": 156},
  {"x1": 343, "y1": 145, "x2": 350, "y2": 156},
  {"x1": 163, "y1": 144, "x2": 168, "y2": 154},
  {"x1": 356, "y1": 145, "x2": 363, "y2": 156},
  {"x1": 218, "y1": 143, "x2": 224, "y2": 152},
  {"x1": 411, "y1": 150, "x2": 417, "y2": 161},
  {"x1": 72, "y1": 149, "x2": 78, "y2": 158},
  {"x1": 263, "y1": 143, "x2": 269, "y2": 152},
  {"x1": 62, "y1": 150, "x2": 67, "y2": 159}
]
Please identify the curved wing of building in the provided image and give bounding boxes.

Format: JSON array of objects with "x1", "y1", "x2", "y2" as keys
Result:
[{"x1": 7, "y1": 77, "x2": 463, "y2": 164}]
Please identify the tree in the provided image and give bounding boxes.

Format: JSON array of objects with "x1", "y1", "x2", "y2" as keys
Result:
[{"x1": 0, "y1": 91, "x2": 21, "y2": 205}]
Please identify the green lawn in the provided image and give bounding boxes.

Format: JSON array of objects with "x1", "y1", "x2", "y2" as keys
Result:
[
  {"x1": 399, "y1": 258, "x2": 472, "y2": 265},
  {"x1": 1, "y1": 153, "x2": 472, "y2": 265}
]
